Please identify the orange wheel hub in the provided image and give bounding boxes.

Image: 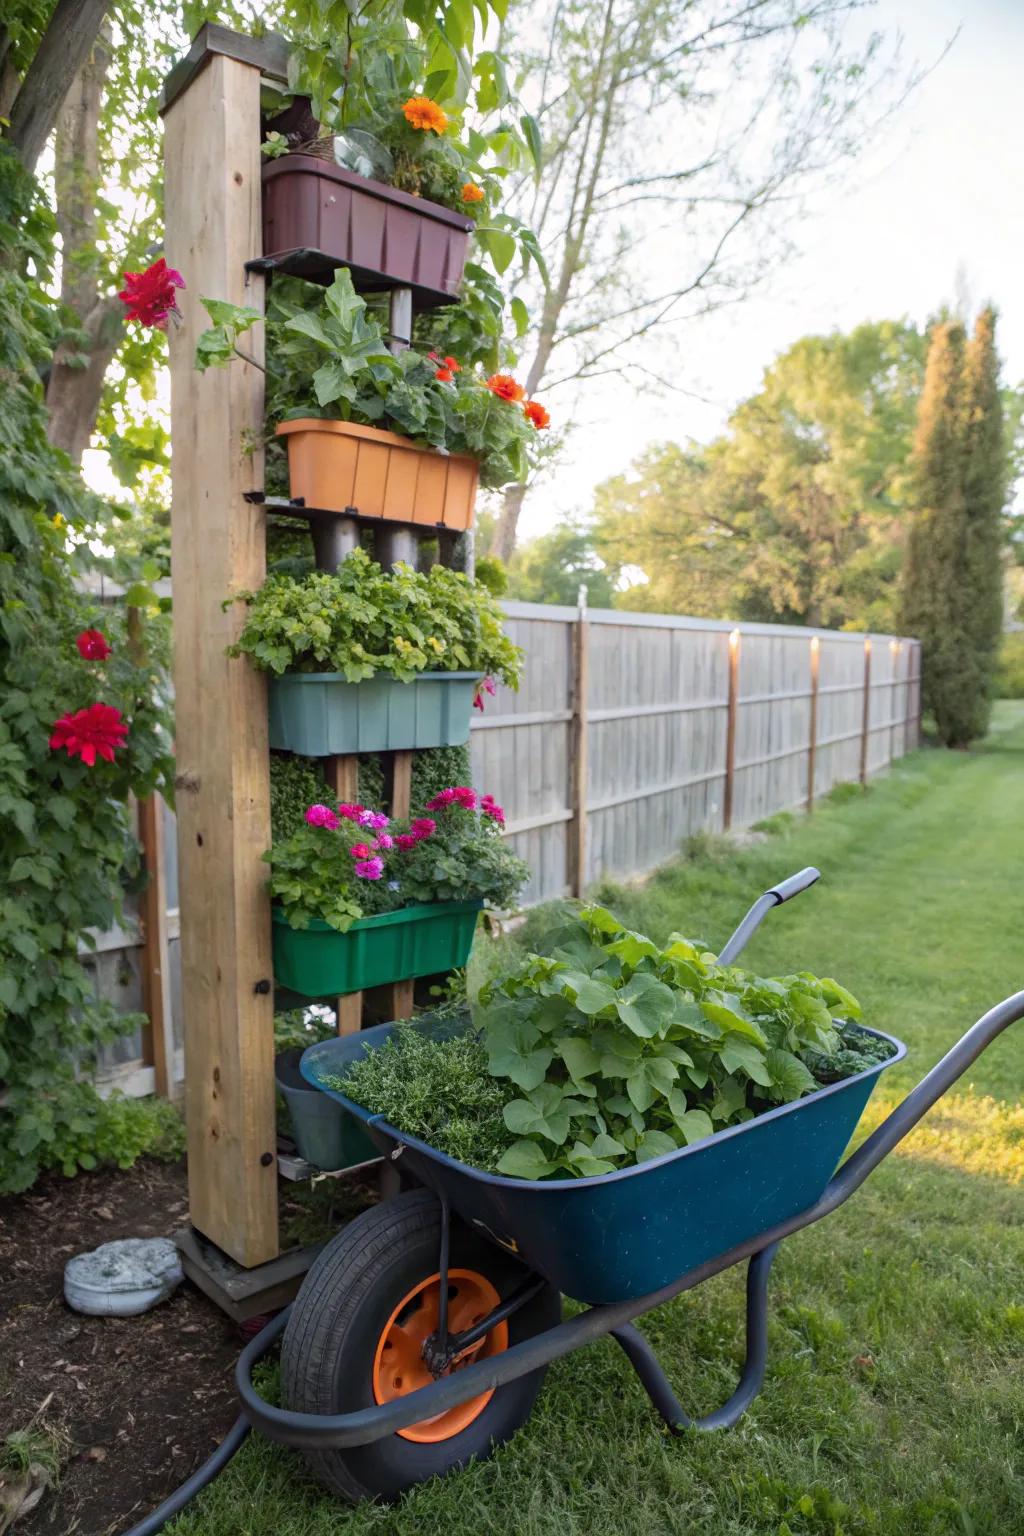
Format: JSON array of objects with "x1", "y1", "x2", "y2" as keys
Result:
[{"x1": 372, "y1": 1268, "x2": 508, "y2": 1443}]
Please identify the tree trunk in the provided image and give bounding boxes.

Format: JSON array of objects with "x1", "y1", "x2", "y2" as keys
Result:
[
  {"x1": 45, "y1": 25, "x2": 124, "y2": 463},
  {"x1": 6, "y1": 0, "x2": 108, "y2": 176}
]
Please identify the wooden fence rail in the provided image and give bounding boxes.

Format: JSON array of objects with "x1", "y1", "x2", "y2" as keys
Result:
[{"x1": 87, "y1": 601, "x2": 921, "y2": 1097}]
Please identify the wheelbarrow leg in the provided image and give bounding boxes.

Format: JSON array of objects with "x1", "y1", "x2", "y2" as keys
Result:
[{"x1": 611, "y1": 1242, "x2": 779, "y2": 1433}]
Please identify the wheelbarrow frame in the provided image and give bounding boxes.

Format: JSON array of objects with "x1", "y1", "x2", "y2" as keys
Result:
[{"x1": 236, "y1": 869, "x2": 1024, "y2": 1450}]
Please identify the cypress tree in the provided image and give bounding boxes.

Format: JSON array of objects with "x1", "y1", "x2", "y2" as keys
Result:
[
  {"x1": 961, "y1": 307, "x2": 1007, "y2": 708},
  {"x1": 901, "y1": 317, "x2": 999, "y2": 746}
]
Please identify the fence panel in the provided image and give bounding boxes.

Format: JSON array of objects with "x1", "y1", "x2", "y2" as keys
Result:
[{"x1": 88, "y1": 602, "x2": 920, "y2": 1096}]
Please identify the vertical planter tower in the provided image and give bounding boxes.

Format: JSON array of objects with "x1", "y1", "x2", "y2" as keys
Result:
[{"x1": 161, "y1": 24, "x2": 486, "y2": 1302}]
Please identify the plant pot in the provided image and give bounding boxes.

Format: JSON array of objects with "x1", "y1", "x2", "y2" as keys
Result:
[
  {"x1": 276, "y1": 417, "x2": 479, "y2": 528},
  {"x1": 261, "y1": 154, "x2": 473, "y2": 306},
  {"x1": 275, "y1": 1047, "x2": 378, "y2": 1171},
  {"x1": 272, "y1": 901, "x2": 482, "y2": 998},
  {"x1": 268, "y1": 670, "x2": 481, "y2": 756}
]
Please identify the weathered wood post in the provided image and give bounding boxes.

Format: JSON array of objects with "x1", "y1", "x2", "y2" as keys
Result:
[
  {"x1": 162, "y1": 32, "x2": 279, "y2": 1267},
  {"x1": 570, "y1": 584, "x2": 589, "y2": 897},
  {"x1": 806, "y1": 635, "x2": 820, "y2": 812},
  {"x1": 859, "y1": 637, "x2": 872, "y2": 786},
  {"x1": 723, "y1": 628, "x2": 740, "y2": 831}
]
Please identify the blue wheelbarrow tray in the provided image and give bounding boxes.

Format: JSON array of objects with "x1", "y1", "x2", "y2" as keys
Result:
[{"x1": 301, "y1": 1015, "x2": 905, "y2": 1306}]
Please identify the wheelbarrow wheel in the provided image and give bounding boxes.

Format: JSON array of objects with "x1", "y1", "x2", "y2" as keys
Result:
[{"x1": 281, "y1": 1187, "x2": 561, "y2": 1503}]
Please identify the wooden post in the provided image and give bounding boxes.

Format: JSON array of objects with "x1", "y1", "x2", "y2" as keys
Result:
[
  {"x1": 569, "y1": 587, "x2": 589, "y2": 897},
  {"x1": 138, "y1": 794, "x2": 175, "y2": 1099},
  {"x1": 723, "y1": 629, "x2": 740, "y2": 831},
  {"x1": 164, "y1": 48, "x2": 278, "y2": 1267},
  {"x1": 889, "y1": 640, "x2": 900, "y2": 762},
  {"x1": 859, "y1": 638, "x2": 872, "y2": 785},
  {"x1": 806, "y1": 635, "x2": 820, "y2": 813},
  {"x1": 915, "y1": 639, "x2": 923, "y2": 747}
]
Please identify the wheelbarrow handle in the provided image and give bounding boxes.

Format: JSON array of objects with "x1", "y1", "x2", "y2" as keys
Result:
[{"x1": 717, "y1": 867, "x2": 821, "y2": 966}]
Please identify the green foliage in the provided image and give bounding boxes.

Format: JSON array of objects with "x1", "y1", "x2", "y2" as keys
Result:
[
  {"x1": 0, "y1": 146, "x2": 174, "y2": 1196},
  {"x1": 902, "y1": 313, "x2": 1007, "y2": 746},
  {"x1": 474, "y1": 905, "x2": 866, "y2": 1178},
  {"x1": 594, "y1": 322, "x2": 926, "y2": 630},
  {"x1": 269, "y1": 752, "x2": 328, "y2": 841},
  {"x1": 506, "y1": 517, "x2": 620, "y2": 608},
  {"x1": 198, "y1": 271, "x2": 543, "y2": 489},
  {"x1": 231, "y1": 546, "x2": 522, "y2": 685},
  {"x1": 327, "y1": 1024, "x2": 512, "y2": 1171},
  {"x1": 268, "y1": 794, "x2": 528, "y2": 930},
  {"x1": 410, "y1": 743, "x2": 472, "y2": 814},
  {"x1": 994, "y1": 632, "x2": 1024, "y2": 698}
]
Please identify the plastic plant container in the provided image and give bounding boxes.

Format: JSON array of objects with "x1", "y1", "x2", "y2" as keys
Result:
[
  {"x1": 276, "y1": 417, "x2": 479, "y2": 528},
  {"x1": 261, "y1": 154, "x2": 473, "y2": 306},
  {"x1": 267, "y1": 669, "x2": 481, "y2": 756},
  {"x1": 275, "y1": 1047, "x2": 378, "y2": 1171},
  {"x1": 272, "y1": 901, "x2": 482, "y2": 998}
]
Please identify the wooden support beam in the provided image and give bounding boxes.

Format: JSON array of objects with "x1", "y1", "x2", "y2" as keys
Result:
[
  {"x1": 336, "y1": 993, "x2": 363, "y2": 1036},
  {"x1": 326, "y1": 753, "x2": 359, "y2": 804},
  {"x1": 387, "y1": 977, "x2": 416, "y2": 1021},
  {"x1": 806, "y1": 636, "x2": 820, "y2": 813},
  {"x1": 164, "y1": 50, "x2": 278, "y2": 1268},
  {"x1": 569, "y1": 593, "x2": 589, "y2": 897},
  {"x1": 391, "y1": 750, "x2": 413, "y2": 820},
  {"x1": 722, "y1": 629, "x2": 740, "y2": 831},
  {"x1": 137, "y1": 794, "x2": 176, "y2": 1099},
  {"x1": 859, "y1": 638, "x2": 872, "y2": 785}
]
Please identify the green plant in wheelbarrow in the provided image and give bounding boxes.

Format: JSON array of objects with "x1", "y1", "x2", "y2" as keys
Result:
[{"x1": 331, "y1": 904, "x2": 893, "y2": 1179}]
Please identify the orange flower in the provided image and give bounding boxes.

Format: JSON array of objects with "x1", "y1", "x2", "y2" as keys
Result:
[
  {"x1": 485, "y1": 373, "x2": 525, "y2": 402},
  {"x1": 443, "y1": 355, "x2": 461, "y2": 372},
  {"x1": 402, "y1": 97, "x2": 448, "y2": 134},
  {"x1": 435, "y1": 367, "x2": 454, "y2": 382},
  {"x1": 524, "y1": 399, "x2": 550, "y2": 430},
  {"x1": 461, "y1": 182, "x2": 485, "y2": 203}
]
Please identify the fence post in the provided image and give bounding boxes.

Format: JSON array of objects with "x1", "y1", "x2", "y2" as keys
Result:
[
  {"x1": 723, "y1": 628, "x2": 740, "y2": 830},
  {"x1": 859, "y1": 637, "x2": 872, "y2": 785},
  {"x1": 915, "y1": 640, "x2": 923, "y2": 746},
  {"x1": 570, "y1": 586, "x2": 589, "y2": 897},
  {"x1": 806, "y1": 635, "x2": 820, "y2": 812}
]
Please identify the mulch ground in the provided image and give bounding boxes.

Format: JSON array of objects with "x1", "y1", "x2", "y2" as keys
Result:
[{"x1": 1, "y1": 1159, "x2": 250, "y2": 1536}]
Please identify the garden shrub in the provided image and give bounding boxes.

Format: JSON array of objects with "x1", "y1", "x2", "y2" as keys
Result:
[
  {"x1": 0, "y1": 148, "x2": 173, "y2": 1194},
  {"x1": 994, "y1": 631, "x2": 1024, "y2": 698}
]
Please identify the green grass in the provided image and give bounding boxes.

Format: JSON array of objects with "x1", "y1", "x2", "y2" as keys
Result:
[{"x1": 171, "y1": 704, "x2": 1024, "y2": 1536}]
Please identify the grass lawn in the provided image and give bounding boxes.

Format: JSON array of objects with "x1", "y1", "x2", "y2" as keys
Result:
[{"x1": 171, "y1": 704, "x2": 1024, "y2": 1536}]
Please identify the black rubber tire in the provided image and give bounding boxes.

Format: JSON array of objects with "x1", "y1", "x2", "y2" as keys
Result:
[{"x1": 280, "y1": 1189, "x2": 561, "y2": 1503}]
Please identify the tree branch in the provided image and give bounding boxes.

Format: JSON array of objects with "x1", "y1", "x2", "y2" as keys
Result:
[{"x1": 6, "y1": 0, "x2": 108, "y2": 174}]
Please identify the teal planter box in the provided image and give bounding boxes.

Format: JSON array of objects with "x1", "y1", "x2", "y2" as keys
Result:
[
  {"x1": 268, "y1": 670, "x2": 481, "y2": 756},
  {"x1": 272, "y1": 900, "x2": 482, "y2": 997},
  {"x1": 275, "y1": 1048, "x2": 378, "y2": 1171}
]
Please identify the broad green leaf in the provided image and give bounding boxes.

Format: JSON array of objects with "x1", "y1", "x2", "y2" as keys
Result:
[
  {"x1": 766, "y1": 1047, "x2": 817, "y2": 1101},
  {"x1": 497, "y1": 1140, "x2": 555, "y2": 1179},
  {"x1": 200, "y1": 296, "x2": 261, "y2": 331},
  {"x1": 487, "y1": 1041, "x2": 552, "y2": 1090},
  {"x1": 635, "y1": 1130, "x2": 677, "y2": 1163},
  {"x1": 589, "y1": 1132, "x2": 627, "y2": 1159},
  {"x1": 566, "y1": 976, "x2": 617, "y2": 1016},
  {"x1": 701, "y1": 993, "x2": 768, "y2": 1046},
  {"x1": 719, "y1": 1035, "x2": 773, "y2": 1086},
  {"x1": 676, "y1": 1108, "x2": 714, "y2": 1146},
  {"x1": 626, "y1": 1069, "x2": 656, "y2": 1113},
  {"x1": 555, "y1": 1035, "x2": 602, "y2": 1081}
]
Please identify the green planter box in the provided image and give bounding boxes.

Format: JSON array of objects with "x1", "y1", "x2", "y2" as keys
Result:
[
  {"x1": 272, "y1": 900, "x2": 482, "y2": 997},
  {"x1": 267, "y1": 670, "x2": 481, "y2": 756}
]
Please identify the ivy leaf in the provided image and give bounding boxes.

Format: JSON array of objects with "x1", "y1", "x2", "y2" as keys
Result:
[{"x1": 496, "y1": 1139, "x2": 556, "y2": 1179}]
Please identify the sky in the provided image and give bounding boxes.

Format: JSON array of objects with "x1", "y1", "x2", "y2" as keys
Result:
[{"x1": 515, "y1": 0, "x2": 1024, "y2": 541}]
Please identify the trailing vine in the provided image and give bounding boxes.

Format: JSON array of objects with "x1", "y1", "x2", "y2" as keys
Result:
[{"x1": 0, "y1": 148, "x2": 176, "y2": 1194}]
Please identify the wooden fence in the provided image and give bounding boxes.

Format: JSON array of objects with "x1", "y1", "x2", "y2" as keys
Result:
[{"x1": 87, "y1": 601, "x2": 920, "y2": 1098}]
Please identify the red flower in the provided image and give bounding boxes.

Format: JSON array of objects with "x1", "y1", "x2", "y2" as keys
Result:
[
  {"x1": 410, "y1": 817, "x2": 436, "y2": 840},
  {"x1": 49, "y1": 703, "x2": 128, "y2": 766},
  {"x1": 444, "y1": 356, "x2": 461, "y2": 372},
  {"x1": 524, "y1": 399, "x2": 550, "y2": 430},
  {"x1": 481, "y1": 794, "x2": 505, "y2": 827},
  {"x1": 395, "y1": 834, "x2": 419, "y2": 851},
  {"x1": 435, "y1": 367, "x2": 454, "y2": 382},
  {"x1": 485, "y1": 373, "x2": 525, "y2": 403},
  {"x1": 76, "y1": 629, "x2": 111, "y2": 661},
  {"x1": 349, "y1": 842, "x2": 373, "y2": 859},
  {"x1": 118, "y1": 258, "x2": 185, "y2": 329}
]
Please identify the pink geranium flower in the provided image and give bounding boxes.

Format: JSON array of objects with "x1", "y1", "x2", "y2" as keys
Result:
[
  {"x1": 349, "y1": 842, "x2": 372, "y2": 859},
  {"x1": 481, "y1": 794, "x2": 505, "y2": 827},
  {"x1": 395, "y1": 834, "x2": 418, "y2": 851},
  {"x1": 359, "y1": 810, "x2": 390, "y2": 830},
  {"x1": 374, "y1": 832, "x2": 395, "y2": 850},
  {"x1": 473, "y1": 676, "x2": 497, "y2": 711},
  {"x1": 410, "y1": 817, "x2": 436, "y2": 840},
  {"x1": 354, "y1": 857, "x2": 385, "y2": 880},
  {"x1": 338, "y1": 803, "x2": 366, "y2": 821},
  {"x1": 305, "y1": 804, "x2": 340, "y2": 829}
]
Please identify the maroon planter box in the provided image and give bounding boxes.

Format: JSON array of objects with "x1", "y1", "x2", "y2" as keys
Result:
[{"x1": 260, "y1": 154, "x2": 473, "y2": 307}]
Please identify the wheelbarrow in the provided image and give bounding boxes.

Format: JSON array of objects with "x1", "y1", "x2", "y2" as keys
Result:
[{"x1": 125, "y1": 868, "x2": 1024, "y2": 1530}]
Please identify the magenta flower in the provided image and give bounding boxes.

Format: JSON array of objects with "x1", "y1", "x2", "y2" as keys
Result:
[
  {"x1": 410, "y1": 817, "x2": 436, "y2": 840},
  {"x1": 452, "y1": 786, "x2": 478, "y2": 810},
  {"x1": 473, "y1": 676, "x2": 497, "y2": 712},
  {"x1": 481, "y1": 794, "x2": 505, "y2": 827},
  {"x1": 359, "y1": 810, "x2": 390, "y2": 830},
  {"x1": 349, "y1": 842, "x2": 372, "y2": 859},
  {"x1": 305, "y1": 803, "x2": 340, "y2": 829},
  {"x1": 426, "y1": 788, "x2": 456, "y2": 810},
  {"x1": 374, "y1": 832, "x2": 395, "y2": 850},
  {"x1": 354, "y1": 857, "x2": 385, "y2": 880},
  {"x1": 338, "y1": 802, "x2": 366, "y2": 822},
  {"x1": 395, "y1": 833, "x2": 418, "y2": 851}
]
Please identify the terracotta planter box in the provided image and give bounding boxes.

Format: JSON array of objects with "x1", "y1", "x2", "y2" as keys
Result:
[
  {"x1": 276, "y1": 417, "x2": 479, "y2": 529},
  {"x1": 261, "y1": 155, "x2": 473, "y2": 306}
]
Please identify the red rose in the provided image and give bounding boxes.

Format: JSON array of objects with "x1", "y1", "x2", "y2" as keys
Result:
[
  {"x1": 49, "y1": 703, "x2": 128, "y2": 766},
  {"x1": 118, "y1": 258, "x2": 185, "y2": 329}
]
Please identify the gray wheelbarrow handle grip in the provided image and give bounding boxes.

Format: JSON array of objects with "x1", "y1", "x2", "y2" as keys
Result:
[{"x1": 717, "y1": 867, "x2": 821, "y2": 966}]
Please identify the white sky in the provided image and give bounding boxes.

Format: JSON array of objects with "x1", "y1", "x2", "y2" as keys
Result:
[{"x1": 516, "y1": 0, "x2": 1024, "y2": 540}]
